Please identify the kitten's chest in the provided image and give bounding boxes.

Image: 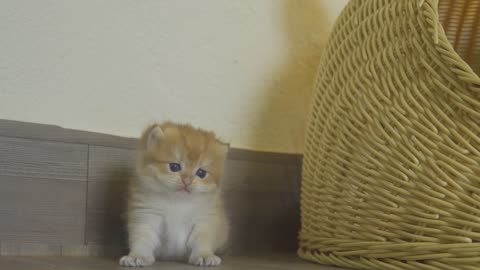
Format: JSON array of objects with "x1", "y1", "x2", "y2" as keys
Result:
[
  {"x1": 157, "y1": 199, "x2": 202, "y2": 257},
  {"x1": 163, "y1": 207, "x2": 194, "y2": 238}
]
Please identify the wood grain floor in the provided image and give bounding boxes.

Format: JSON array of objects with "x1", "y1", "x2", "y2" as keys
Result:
[{"x1": 0, "y1": 254, "x2": 349, "y2": 270}]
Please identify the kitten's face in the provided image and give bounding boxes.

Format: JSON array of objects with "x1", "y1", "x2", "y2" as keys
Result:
[{"x1": 139, "y1": 123, "x2": 228, "y2": 194}]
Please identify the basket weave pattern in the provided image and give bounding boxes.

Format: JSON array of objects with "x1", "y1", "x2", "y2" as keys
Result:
[{"x1": 299, "y1": 0, "x2": 480, "y2": 269}]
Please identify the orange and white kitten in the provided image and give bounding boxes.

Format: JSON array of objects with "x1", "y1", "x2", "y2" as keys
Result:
[{"x1": 119, "y1": 122, "x2": 229, "y2": 267}]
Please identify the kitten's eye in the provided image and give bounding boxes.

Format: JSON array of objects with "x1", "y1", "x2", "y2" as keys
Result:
[
  {"x1": 169, "y1": 163, "x2": 181, "y2": 172},
  {"x1": 196, "y1": 168, "x2": 207, "y2": 179}
]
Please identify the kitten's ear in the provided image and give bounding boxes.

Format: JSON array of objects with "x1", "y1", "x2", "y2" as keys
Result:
[{"x1": 147, "y1": 125, "x2": 165, "y2": 149}]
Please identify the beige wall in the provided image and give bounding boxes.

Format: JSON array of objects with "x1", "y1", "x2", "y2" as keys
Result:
[{"x1": 0, "y1": 0, "x2": 348, "y2": 153}]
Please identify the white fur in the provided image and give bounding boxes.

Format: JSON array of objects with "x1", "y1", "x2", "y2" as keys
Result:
[{"x1": 120, "y1": 169, "x2": 228, "y2": 267}]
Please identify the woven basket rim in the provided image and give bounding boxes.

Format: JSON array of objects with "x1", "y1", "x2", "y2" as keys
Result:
[{"x1": 423, "y1": 0, "x2": 480, "y2": 85}]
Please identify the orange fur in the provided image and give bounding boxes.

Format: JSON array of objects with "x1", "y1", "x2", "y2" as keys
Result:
[
  {"x1": 139, "y1": 122, "x2": 228, "y2": 189},
  {"x1": 120, "y1": 122, "x2": 229, "y2": 267}
]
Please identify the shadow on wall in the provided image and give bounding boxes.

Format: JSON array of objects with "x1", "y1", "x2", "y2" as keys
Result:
[
  {"x1": 228, "y1": 0, "x2": 335, "y2": 254},
  {"x1": 87, "y1": 167, "x2": 131, "y2": 248},
  {"x1": 248, "y1": 0, "x2": 333, "y2": 153}
]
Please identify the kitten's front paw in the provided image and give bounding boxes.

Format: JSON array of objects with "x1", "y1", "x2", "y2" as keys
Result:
[
  {"x1": 119, "y1": 254, "x2": 155, "y2": 267},
  {"x1": 189, "y1": 254, "x2": 222, "y2": 267}
]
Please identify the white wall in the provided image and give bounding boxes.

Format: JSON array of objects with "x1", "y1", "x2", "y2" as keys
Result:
[{"x1": 0, "y1": 0, "x2": 348, "y2": 153}]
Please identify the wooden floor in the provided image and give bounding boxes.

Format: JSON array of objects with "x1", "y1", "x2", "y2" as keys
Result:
[{"x1": 0, "y1": 254, "x2": 349, "y2": 270}]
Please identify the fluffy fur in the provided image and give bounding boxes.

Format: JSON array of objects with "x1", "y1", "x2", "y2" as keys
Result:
[{"x1": 119, "y1": 122, "x2": 229, "y2": 267}]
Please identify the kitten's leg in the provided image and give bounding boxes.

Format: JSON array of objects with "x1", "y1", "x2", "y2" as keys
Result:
[
  {"x1": 120, "y1": 213, "x2": 161, "y2": 267},
  {"x1": 187, "y1": 221, "x2": 228, "y2": 267}
]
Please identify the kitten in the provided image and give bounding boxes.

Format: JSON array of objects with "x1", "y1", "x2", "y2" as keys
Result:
[{"x1": 119, "y1": 122, "x2": 229, "y2": 267}]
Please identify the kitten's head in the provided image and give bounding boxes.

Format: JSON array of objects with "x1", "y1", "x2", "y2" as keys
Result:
[{"x1": 137, "y1": 122, "x2": 229, "y2": 194}]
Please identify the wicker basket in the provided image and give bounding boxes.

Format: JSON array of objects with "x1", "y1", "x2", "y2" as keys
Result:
[{"x1": 299, "y1": 0, "x2": 480, "y2": 269}]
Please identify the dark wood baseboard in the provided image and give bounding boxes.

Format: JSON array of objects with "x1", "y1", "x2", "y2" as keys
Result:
[{"x1": 0, "y1": 119, "x2": 302, "y2": 256}]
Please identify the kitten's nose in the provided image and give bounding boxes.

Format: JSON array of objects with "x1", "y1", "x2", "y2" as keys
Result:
[{"x1": 181, "y1": 176, "x2": 193, "y2": 186}]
